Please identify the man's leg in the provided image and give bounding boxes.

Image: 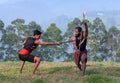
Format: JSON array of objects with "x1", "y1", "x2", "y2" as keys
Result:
[
  {"x1": 81, "y1": 53, "x2": 87, "y2": 76},
  {"x1": 32, "y1": 57, "x2": 41, "y2": 75},
  {"x1": 77, "y1": 53, "x2": 82, "y2": 71},
  {"x1": 20, "y1": 61, "x2": 25, "y2": 73},
  {"x1": 73, "y1": 50, "x2": 78, "y2": 65},
  {"x1": 73, "y1": 50, "x2": 82, "y2": 71}
]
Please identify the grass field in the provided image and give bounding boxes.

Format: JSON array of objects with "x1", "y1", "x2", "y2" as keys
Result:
[{"x1": 0, "y1": 61, "x2": 120, "y2": 83}]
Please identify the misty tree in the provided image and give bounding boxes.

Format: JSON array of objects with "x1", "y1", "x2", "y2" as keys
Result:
[
  {"x1": 0, "y1": 20, "x2": 5, "y2": 40},
  {"x1": 90, "y1": 17, "x2": 108, "y2": 61},
  {"x1": 40, "y1": 23, "x2": 63, "y2": 61},
  {"x1": 1, "y1": 25, "x2": 19, "y2": 60},
  {"x1": 116, "y1": 44, "x2": 120, "y2": 62},
  {"x1": 0, "y1": 17, "x2": 120, "y2": 62},
  {"x1": 107, "y1": 26, "x2": 120, "y2": 62},
  {"x1": 1, "y1": 18, "x2": 26, "y2": 60},
  {"x1": 0, "y1": 20, "x2": 5, "y2": 60},
  {"x1": 0, "y1": 20, "x2": 4, "y2": 29}
]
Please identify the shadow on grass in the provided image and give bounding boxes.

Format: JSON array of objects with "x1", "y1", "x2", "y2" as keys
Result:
[
  {"x1": 104, "y1": 67, "x2": 120, "y2": 77},
  {"x1": 0, "y1": 74, "x2": 15, "y2": 82},
  {"x1": 85, "y1": 66, "x2": 120, "y2": 83},
  {"x1": 86, "y1": 68, "x2": 100, "y2": 75},
  {"x1": 48, "y1": 66, "x2": 72, "y2": 74},
  {"x1": 86, "y1": 74, "x2": 113, "y2": 83},
  {"x1": 86, "y1": 66, "x2": 120, "y2": 77},
  {"x1": 0, "y1": 74, "x2": 9, "y2": 80},
  {"x1": 31, "y1": 79, "x2": 43, "y2": 83}
]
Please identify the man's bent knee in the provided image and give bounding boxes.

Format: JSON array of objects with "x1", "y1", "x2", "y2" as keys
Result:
[
  {"x1": 81, "y1": 54, "x2": 87, "y2": 64},
  {"x1": 34, "y1": 56, "x2": 41, "y2": 63}
]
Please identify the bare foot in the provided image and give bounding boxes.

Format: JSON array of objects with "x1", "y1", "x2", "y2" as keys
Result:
[
  {"x1": 78, "y1": 64, "x2": 82, "y2": 71},
  {"x1": 19, "y1": 71, "x2": 22, "y2": 74},
  {"x1": 32, "y1": 72, "x2": 35, "y2": 76}
]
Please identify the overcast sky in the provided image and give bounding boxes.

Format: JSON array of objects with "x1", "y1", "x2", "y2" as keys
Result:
[{"x1": 0, "y1": 0, "x2": 120, "y2": 25}]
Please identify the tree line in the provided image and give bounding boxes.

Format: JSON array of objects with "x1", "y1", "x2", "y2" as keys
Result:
[{"x1": 0, "y1": 17, "x2": 120, "y2": 62}]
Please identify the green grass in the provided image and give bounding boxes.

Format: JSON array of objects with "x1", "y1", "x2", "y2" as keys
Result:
[{"x1": 0, "y1": 61, "x2": 120, "y2": 83}]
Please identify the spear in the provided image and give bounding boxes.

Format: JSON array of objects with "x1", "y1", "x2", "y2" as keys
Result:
[
  {"x1": 60, "y1": 40, "x2": 73, "y2": 43},
  {"x1": 83, "y1": 11, "x2": 86, "y2": 20},
  {"x1": 60, "y1": 37, "x2": 73, "y2": 44}
]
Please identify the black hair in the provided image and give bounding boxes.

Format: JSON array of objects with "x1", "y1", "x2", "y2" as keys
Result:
[
  {"x1": 75, "y1": 27, "x2": 82, "y2": 32},
  {"x1": 33, "y1": 30, "x2": 42, "y2": 36}
]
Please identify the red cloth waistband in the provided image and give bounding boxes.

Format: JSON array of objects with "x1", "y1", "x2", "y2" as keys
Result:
[{"x1": 19, "y1": 48, "x2": 29, "y2": 55}]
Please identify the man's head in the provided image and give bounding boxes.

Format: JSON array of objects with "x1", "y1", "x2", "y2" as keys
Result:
[
  {"x1": 33, "y1": 30, "x2": 42, "y2": 40},
  {"x1": 75, "y1": 27, "x2": 82, "y2": 37}
]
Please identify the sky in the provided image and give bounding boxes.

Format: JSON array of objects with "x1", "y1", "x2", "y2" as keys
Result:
[{"x1": 0, "y1": 0, "x2": 120, "y2": 25}]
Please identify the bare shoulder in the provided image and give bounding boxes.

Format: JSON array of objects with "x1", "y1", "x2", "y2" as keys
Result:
[
  {"x1": 22, "y1": 38, "x2": 27, "y2": 45},
  {"x1": 71, "y1": 36, "x2": 76, "y2": 41},
  {"x1": 34, "y1": 40, "x2": 40, "y2": 44}
]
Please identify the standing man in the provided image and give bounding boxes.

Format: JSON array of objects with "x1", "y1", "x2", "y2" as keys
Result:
[
  {"x1": 18, "y1": 30, "x2": 61, "y2": 75},
  {"x1": 72, "y1": 20, "x2": 88, "y2": 76}
]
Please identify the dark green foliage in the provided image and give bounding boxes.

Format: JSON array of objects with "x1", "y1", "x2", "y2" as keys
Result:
[{"x1": 0, "y1": 17, "x2": 120, "y2": 61}]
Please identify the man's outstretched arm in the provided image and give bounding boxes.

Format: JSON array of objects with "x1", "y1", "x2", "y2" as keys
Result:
[{"x1": 34, "y1": 40, "x2": 61, "y2": 45}]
